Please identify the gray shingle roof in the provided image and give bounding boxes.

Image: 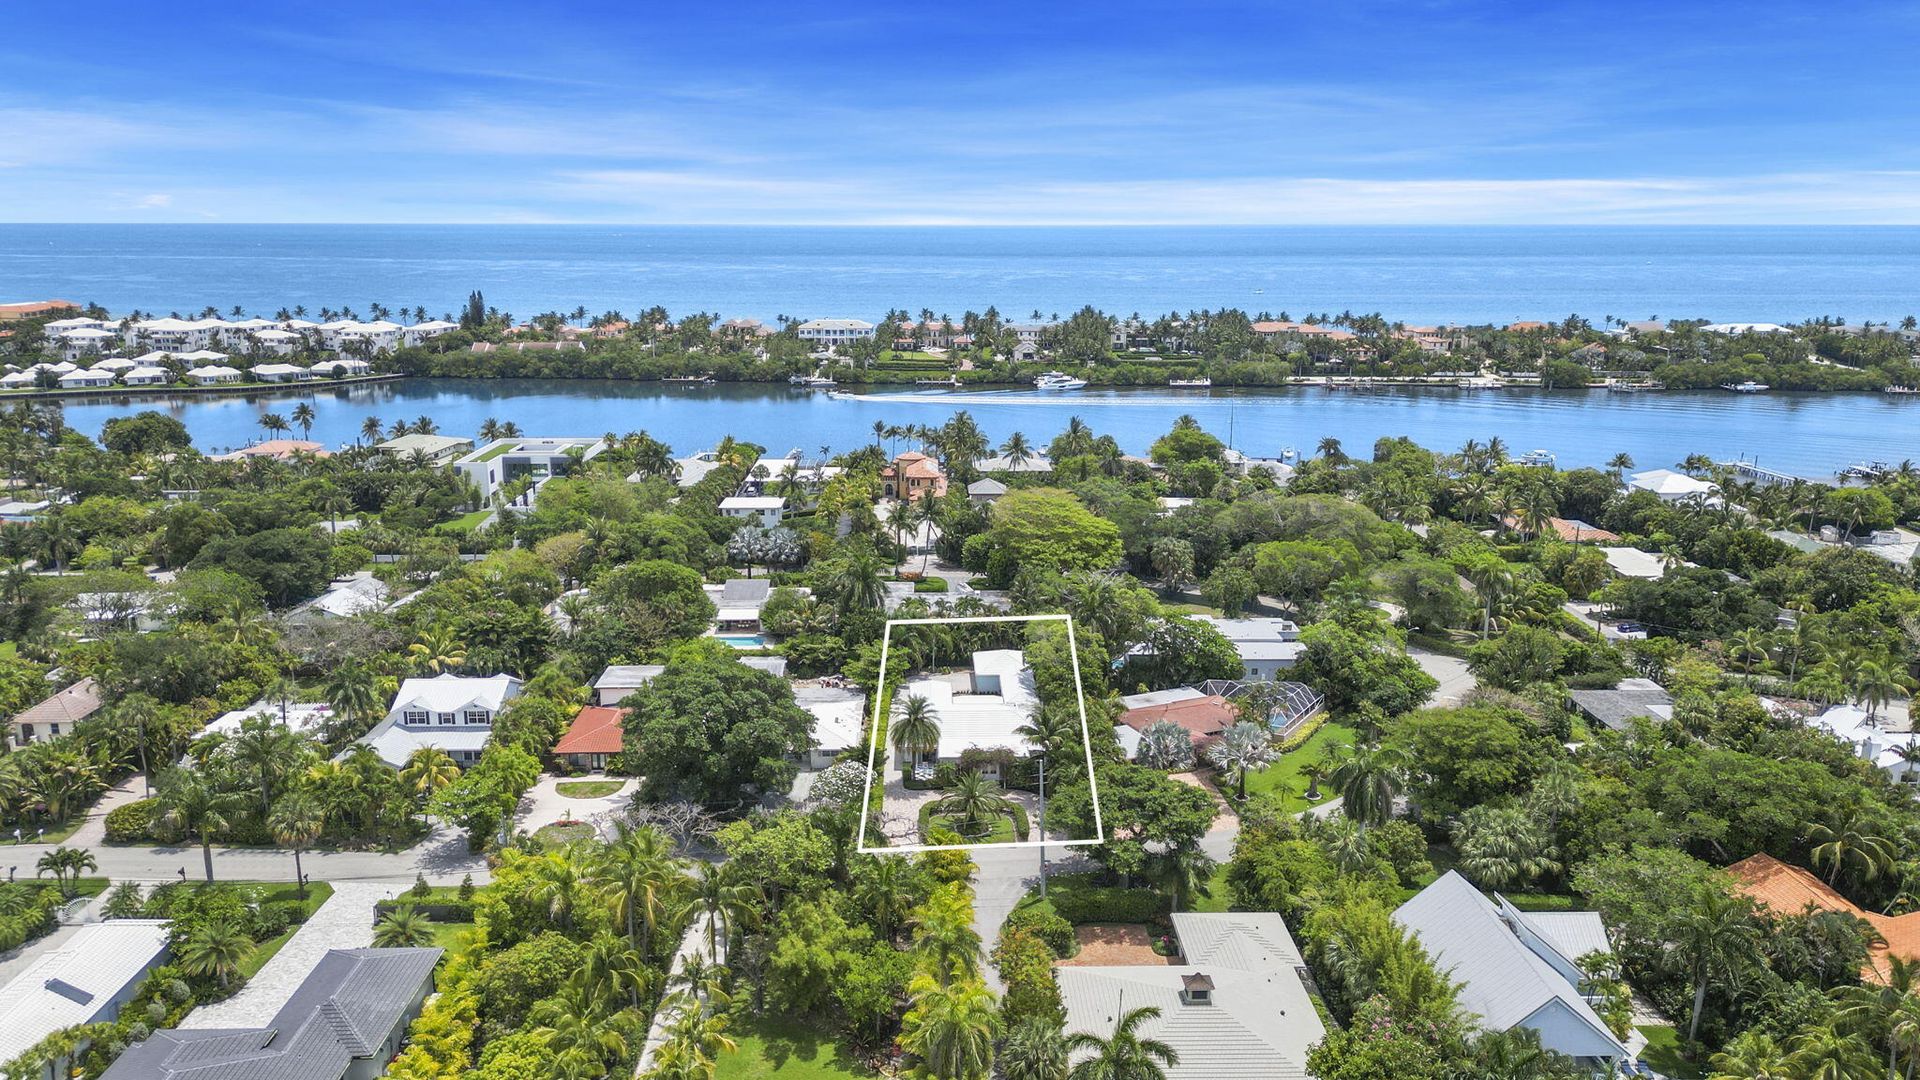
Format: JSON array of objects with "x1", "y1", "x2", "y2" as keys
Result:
[
  {"x1": 101, "y1": 948, "x2": 441, "y2": 1080},
  {"x1": 1568, "y1": 678, "x2": 1673, "y2": 731}
]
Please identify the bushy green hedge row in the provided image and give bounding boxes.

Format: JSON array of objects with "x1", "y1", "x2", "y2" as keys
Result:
[
  {"x1": 1002, "y1": 904, "x2": 1076, "y2": 957},
  {"x1": 0, "y1": 886, "x2": 62, "y2": 952},
  {"x1": 1043, "y1": 872, "x2": 1172, "y2": 924},
  {"x1": 375, "y1": 899, "x2": 477, "y2": 923},
  {"x1": 104, "y1": 798, "x2": 159, "y2": 843},
  {"x1": 912, "y1": 578, "x2": 949, "y2": 593}
]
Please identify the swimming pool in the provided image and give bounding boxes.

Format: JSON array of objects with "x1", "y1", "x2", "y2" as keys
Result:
[{"x1": 715, "y1": 634, "x2": 767, "y2": 648}]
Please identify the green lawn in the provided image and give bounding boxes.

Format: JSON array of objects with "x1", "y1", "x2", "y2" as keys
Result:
[
  {"x1": 714, "y1": 1015, "x2": 876, "y2": 1079},
  {"x1": 555, "y1": 780, "x2": 624, "y2": 799},
  {"x1": 534, "y1": 821, "x2": 598, "y2": 846},
  {"x1": 917, "y1": 803, "x2": 1021, "y2": 844},
  {"x1": 438, "y1": 508, "x2": 494, "y2": 531},
  {"x1": 1407, "y1": 848, "x2": 1579, "y2": 910},
  {"x1": 1636, "y1": 1026, "x2": 1702, "y2": 1079},
  {"x1": 238, "y1": 882, "x2": 336, "y2": 979},
  {"x1": 1239, "y1": 721, "x2": 1356, "y2": 813},
  {"x1": 1191, "y1": 864, "x2": 1235, "y2": 912},
  {"x1": 430, "y1": 921, "x2": 477, "y2": 956},
  {"x1": 470, "y1": 441, "x2": 516, "y2": 462},
  {"x1": 10, "y1": 816, "x2": 85, "y2": 846}
]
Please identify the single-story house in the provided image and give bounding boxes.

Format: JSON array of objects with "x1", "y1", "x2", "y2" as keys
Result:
[
  {"x1": 0, "y1": 920, "x2": 171, "y2": 1067},
  {"x1": 1597, "y1": 545, "x2": 1678, "y2": 580},
  {"x1": 185, "y1": 364, "x2": 242, "y2": 385},
  {"x1": 1396, "y1": 872, "x2": 1625, "y2": 1068},
  {"x1": 797, "y1": 687, "x2": 866, "y2": 769},
  {"x1": 896, "y1": 649, "x2": 1037, "y2": 779},
  {"x1": 104, "y1": 947, "x2": 442, "y2": 1080},
  {"x1": 966, "y1": 478, "x2": 1007, "y2": 505},
  {"x1": 1117, "y1": 687, "x2": 1238, "y2": 756},
  {"x1": 352, "y1": 672, "x2": 522, "y2": 767},
  {"x1": 592, "y1": 656, "x2": 788, "y2": 706},
  {"x1": 57, "y1": 368, "x2": 114, "y2": 388},
  {"x1": 1567, "y1": 678, "x2": 1673, "y2": 733},
  {"x1": 1501, "y1": 515, "x2": 1621, "y2": 543},
  {"x1": 213, "y1": 439, "x2": 330, "y2": 462},
  {"x1": 1057, "y1": 912, "x2": 1324, "y2": 1079},
  {"x1": 1808, "y1": 703, "x2": 1919, "y2": 784},
  {"x1": 1626, "y1": 468, "x2": 1718, "y2": 504},
  {"x1": 251, "y1": 363, "x2": 312, "y2": 383},
  {"x1": 294, "y1": 572, "x2": 390, "y2": 619},
  {"x1": 376, "y1": 433, "x2": 474, "y2": 464},
  {"x1": 204, "y1": 701, "x2": 335, "y2": 740},
  {"x1": 121, "y1": 365, "x2": 171, "y2": 386},
  {"x1": 9, "y1": 676, "x2": 104, "y2": 749},
  {"x1": 974, "y1": 452, "x2": 1053, "y2": 473},
  {"x1": 311, "y1": 357, "x2": 372, "y2": 377},
  {"x1": 553, "y1": 704, "x2": 624, "y2": 771},
  {"x1": 712, "y1": 577, "x2": 773, "y2": 631},
  {"x1": 719, "y1": 495, "x2": 786, "y2": 527}
]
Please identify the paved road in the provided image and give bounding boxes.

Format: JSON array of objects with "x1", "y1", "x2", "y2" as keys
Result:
[
  {"x1": 182, "y1": 880, "x2": 397, "y2": 1028},
  {"x1": 0, "y1": 825, "x2": 488, "y2": 887},
  {"x1": 1408, "y1": 643, "x2": 1476, "y2": 706}
]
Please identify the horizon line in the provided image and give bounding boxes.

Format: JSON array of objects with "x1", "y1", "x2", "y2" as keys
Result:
[{"x1": 6, "y1": 221, "x2": 1920, "y2": 229}]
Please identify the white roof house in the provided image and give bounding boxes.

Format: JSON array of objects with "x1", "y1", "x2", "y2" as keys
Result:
[
  {"x1": 0, "y1": 919, "x2": 172, "y2": 1064},
  {"x1": 252, "y1": 363, "x2": 311, "y2": 382},
  {"x1": 352, "y1": 673, "x2": 522, "y2": 766},
  {"x1": 592, "y1": 656, "x2": 788, "y2": 706},
  {"x1": 122, "y1": 365, "x2": 171, "y2": 385},
  {"x1": 311, "y1": 357, "x2": 372, "y2": 376},
  {"x1": 186, "y1": 365, "x2": 242, "y2": 384},
  {"x1": 205, "y1": 701, "x2": 336, "y2": 740},
  {"x1": 798, "y1": 687, "x2": 867, "y2": 769},
  {"x1": 90, "y1": 356, "x2": 138, "y2": 372},
  {"x1": 1700, "y1": 322, "x2": 1792, "y2": 335},
  {"x1": 1395, "y1": 872, "x2": 1626, "y2": 1066},
  {"x1": 1598, "y1": 546, "x2": 1679, "y2": 580},
  {"x1": 1057, "y1": 912, "x2": 1324, "y2": 1080},
  {"x1": 1626, "y1": 468, "x2": 1718, "y2": 503},
  {"x1": 296, "y1": 573, "x2": 389, "y2": 618},
  {"x1": 57, "y1": 368, "x2": 115, "y2": 387},
  {"x1": 900, "y1": 649, "x2": 1038, "y2": 762},
  {"x1": 719, "y1": 495, "x2": 785, "y2": 526},
  {"x1": 1810, "y1": 703, "x2": 1918, "y2": 781},
  {"x1": 795, "y1": 318, "x2": 876, "y2": 341}
]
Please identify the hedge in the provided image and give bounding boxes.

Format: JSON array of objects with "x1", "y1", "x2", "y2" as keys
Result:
[
  {"x1": 1002, "y1": 905, "x2": 1075, "y2": 957},
  {"x1": 1044, "y1": 873, "x2": 1172, "y2": 924},
  {"x1": 375, "y1": 899, "x2": 477, "y2": 923},
  {"x1": 104, "y1": 798, "x2": 160, "y2": 843},
  {"x1": 913, "y1": 578, "x2": 949, "y2": 593},
  {"x1": 1275, "y1": 712, "x2": 1331, "y2": 754}
]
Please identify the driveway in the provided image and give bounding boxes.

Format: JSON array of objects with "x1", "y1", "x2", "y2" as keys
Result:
[
  {"x1": 1408, "y1": 642, "x2": 1476, "y2": 706},
  {"x1": 180, "y1": 880, "x2": 398, "y2": 1028},
  {"x1": 514, "y1": 774, "x2": 634, "y2": 838}
]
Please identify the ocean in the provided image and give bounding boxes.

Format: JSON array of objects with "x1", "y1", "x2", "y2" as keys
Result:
[{"x1": 3, "y1": 224, "x2": 1918, "y2": 326}]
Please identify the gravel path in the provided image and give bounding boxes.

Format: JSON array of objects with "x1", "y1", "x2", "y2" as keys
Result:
[{"x1": 180, "y1": 880, "x2": 396, "y2": 1029}]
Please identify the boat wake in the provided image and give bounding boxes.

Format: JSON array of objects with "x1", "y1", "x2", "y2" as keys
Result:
[{"x1": 832, "y1": 390, "x2": 1254, "y2": 409}]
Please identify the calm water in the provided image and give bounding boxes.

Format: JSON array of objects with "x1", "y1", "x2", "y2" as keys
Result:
[
  {"x1": 4, "y1": 224, "x2": 1919, "y2": 325},
  {"x1": 50, "y1": 380, "x2": 1920, "y2": 477}
]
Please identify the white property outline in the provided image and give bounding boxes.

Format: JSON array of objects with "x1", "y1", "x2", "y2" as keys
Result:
[{"x1": 856, "y1": 613, "x2": 1106, "y2": 855}]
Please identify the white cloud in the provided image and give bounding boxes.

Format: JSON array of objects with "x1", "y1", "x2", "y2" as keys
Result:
[{"x1": 134, "y1": 192, "x2": 172, "y2": 208}]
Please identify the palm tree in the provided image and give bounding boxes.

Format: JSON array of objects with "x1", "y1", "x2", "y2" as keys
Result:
[
  {"x1": 933, "y1": 770, "x2": 1019, "y2": 839},
  {"x1": 1063, "y1": 1002, "x2": 1178, "y2": 1080},
  {"x1": 1015, "y1": 704, "x2": 1081, "y2": 763},
  {"x1": 892, "y1": 695, "x2": 943, "y2": 774},
  {"x1": 1852, "y1": 661, "x2": 1913, "y2": 724},
  {"x1": 406, "y1": 625, "x2": 467, "y2": 673},
  {"x1": 582, "y1": 933, "x2": 654, "y2": 1010},
  {"x1": 34, "y1": 846, "x2": 96, "y2": 898},
  {"x1": 1675, "y1": 886, "x2": 1762, "y2": 1044},
  {"x1": 683, "y1": 861, "x2": 760, "y2": 956},
  {"x1": 322, "y1": 662, "x2": 383, "y2": 743},
  {"x1": 1606, "y1": 452, "x2": 1635, "y2": 480},
  {"x1": 1787, "y1": 1026, "x2": 1877, "y2": 1080},
  {"x1": 592, "y1": 822, "x2": 684, "y2": 958},
  {"x1": 1707, "y1": 1029, "x2": 1792, "y2": 1079},
  {"x1": 231, "y1": 715, "x2": 301, "y2": 817},
  {"x1": 398, "y1": 748, "x2": 459, "y2": 822},
  {"x1": 521, "y1": 847, "x2": 590, "y2": 932},
  {"x1": 1000, "y1": 431, "x2": 1034, "y2": 470},
  {"x1": 825, "y1": 550, "x2": 888, "y2": 614},
  {"x1": 898, "y1": 972, "x2": 998, "y2": 1080},
  {"x1": 1465, "y1": 559, "x2": 1515, "y2": 640},
  {"x1": 178, "y1": 918, "x2": 254, "y2": 990},
  {"x1": 1808, "y1": 811, "x2": 1895, "y2": 888},
  {"x1": 155, "y1": 768, "x2": 249, "y2": 882},
  {"x1": 372, "y1": 904, "x2": 435, "y2": 947},
  {"x1": 359, "y1": 415, "x2": 383, "y2": 445},
  {"x1": 652, "y1": 994, "x2": 739, "y2": 1080},
  {"x1": 1204, "y1": 721, "x2": 1275, "y2": 798},
  {"x1": 289, "y1": 402, "x2": 316, "y2": 440},
  {"x1": 1160, "y1": 845, "x2": 1217, "y2": 913},
  {"x1": 258, "y1": 412, "x2": 290, "y2": 439},
  {"x1": 268, "y1": 792, "x2": 323, "y2": 899},
  {"x1": 854, "y1": 856, "x2": 916, "y2": 943},
  {"x1": 1329, "y1": 743, "x2": 1406, "y2": 828},
  {"x1": 1001, "y1": 1016, "x2": 1069, "y2": 1080},
  {"x1": 1831, "y1": 955, "x2": 1920, "y2": 1079}
]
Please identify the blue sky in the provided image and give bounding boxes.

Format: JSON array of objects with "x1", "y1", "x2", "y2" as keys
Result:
[{"x1": 4, "y1": 0, "x2": 1918, "y2": 224}]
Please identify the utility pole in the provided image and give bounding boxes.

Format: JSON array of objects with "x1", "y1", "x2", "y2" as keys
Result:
[{"x1": 1037, "y1": 755, "x2": 1048, "y2": 898}]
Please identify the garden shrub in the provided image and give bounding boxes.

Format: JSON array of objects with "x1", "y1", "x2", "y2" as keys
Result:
[
  {"x1": 1045, "y1": 873, "x2": 1172, "y2": 924},
  {"x1": 104, "y1": 798, "x2": 159, "y2": 843},
  {"x1": 1002, "y1": 905, "x2": 1075, "y2": 957},
  {"x1": 913, "y1": 578, "x2": 948, "y2": 593}
]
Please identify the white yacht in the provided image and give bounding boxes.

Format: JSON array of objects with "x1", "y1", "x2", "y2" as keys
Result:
[
  {"x1": 1720, "y1": 380, "x2": 1770, "y2": 393},
  {"x1": 1033, "y1": 371, "x2": 1087, "y2": 391}
]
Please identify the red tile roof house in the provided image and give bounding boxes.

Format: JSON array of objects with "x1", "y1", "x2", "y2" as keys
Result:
[
  {"x1": 1117, "y1": 690, "x2": 1241, "y2": 756},
  {"x1": 553, "y1": 705, "x2": 624, "y2": 771},
  {"x1": 9, "y1": 676, "x2": 104, "y2": 749},
  {"x1": 882, "y1": 451, "x2": 948, "y2": 502}
]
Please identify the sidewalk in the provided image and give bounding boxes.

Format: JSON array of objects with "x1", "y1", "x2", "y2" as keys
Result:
[{"x1": 180, "y1": 880, "x2": 397, "y2": 1028}]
